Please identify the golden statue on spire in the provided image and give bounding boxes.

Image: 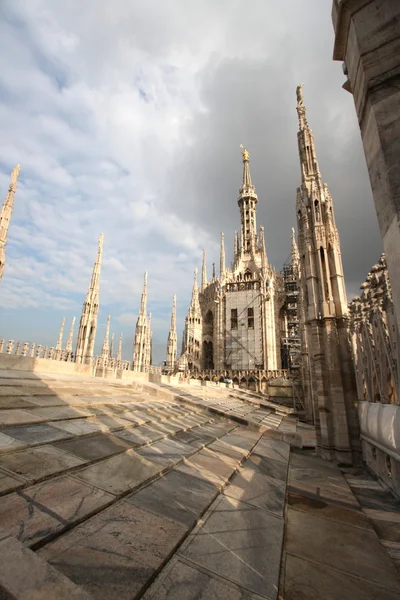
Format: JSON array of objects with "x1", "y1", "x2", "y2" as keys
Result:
[{"x1": 240, "y1": 144, "x2": 250, "y2": 162}]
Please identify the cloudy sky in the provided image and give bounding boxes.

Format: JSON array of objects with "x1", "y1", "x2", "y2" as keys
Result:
[{"x1": 0, "y1": 0, "x2": 382, "y2": 363}]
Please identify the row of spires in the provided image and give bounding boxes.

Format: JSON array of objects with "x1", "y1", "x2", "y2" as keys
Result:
[{"x1": 0, "y1": 84, "x2": 309, "y2": 371}]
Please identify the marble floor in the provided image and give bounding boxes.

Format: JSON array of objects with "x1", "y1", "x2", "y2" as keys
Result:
[{"x1": 0, "y1": 370, "x2": 398, "y2": 599}]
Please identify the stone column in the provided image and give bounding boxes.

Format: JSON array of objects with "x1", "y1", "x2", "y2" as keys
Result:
[{"x1": 332, "y1": 0, "x2": 400, "y2": 332}]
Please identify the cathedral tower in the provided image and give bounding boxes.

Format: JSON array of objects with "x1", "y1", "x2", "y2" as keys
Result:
[
  {"x1": 0, "y1": 165, "x2": 20, "y2": 282},
  {"x1": 295, "y1": 84, "x2": 359, "y2": 463},
  {"x1": 75, "y1": 234, "x2": 103, "y2": 364}
]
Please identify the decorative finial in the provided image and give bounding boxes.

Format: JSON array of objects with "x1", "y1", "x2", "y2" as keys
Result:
[
  {"x1": 10, "y1": 165, "x2": 20, "y2": 188},
  {"x1": 296, "y1": 83, "x2": 304, "y2": 106},
  {"x1": 240, "y1": 144, "x2": 250, "y2": 162}
]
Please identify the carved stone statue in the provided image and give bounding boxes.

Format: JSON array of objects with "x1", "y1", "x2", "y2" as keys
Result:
[
  {"x1": 296, "y1": 84, "x2": 304, "y2": 106},
  {"x1": 240, "y1": 145, "x2": 250, "y2": 161}
]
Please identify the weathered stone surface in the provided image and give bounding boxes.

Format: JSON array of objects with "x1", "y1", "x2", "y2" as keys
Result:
[
  {"x1": 0, "y1": 431, "x2": 26, "y2": 453},
  {"x1": 177, "y1": 448, "x2": 237, "y2": 486},
  {"x1": 207, "y1": 438, "x2": 249, "y2": 461},
  {"x1": 0, "y1": 467, "x2": 26, "y2": 494},
  {"x1": 136, "y1": 438, "x2": 195, "y2": 467},
  {"x1": 0, "y1": 445, "x2": 86, "y2": 482},
  {"x1": 288, "y1": 466, "x2": 358, "y2": 508},
  {"x1": 0, "y1": 491, "x2": 62, "y2": 546},
  {"x1": 143, "y1": 556, "x2": 264, "y2": 599},
  {"x1": 39, "y1": 500, "x2": 187, "y2": 600},
  {"x1": 284, "y1": 552, "x2": 400, "y2": 600},
  {"x1": 0, "y1": 534, "x2": 94, "y2": 600},
  {"x1": 225, "y1": 465, "x2": 286, "y2": 516},
  {"x1": 114, "y1": 425, "x2": 164, "y2": 446},
  {"x1": 246, "y1": 454, "x2": 287, "y2": 482},
  {"x1": 30, "y1": 406, "x2": 93, "y2": 420},
  {"x1": 127, "y1": 467, "x2": 218, "y2": 526},
  {"x1": 0, "y1": 409, "x2": 45, "y2": 426},
  {"x1": 286, "y1": 507, "x2": 400, "y2": 589},
  {"x1": 55, "y1": 433, "x2": 134, "y2": 461},
  {"x1": 2, "y1": 423, "x2": 72, "y2": 445},
  {"x1": 73, "y1": 450, "x2": 163, "y2": 495},
  {"x1": 52, "y1": 418, "x2": 108, "y2": 436},
  {"x1": 0, "y1": 475, "x2": 114, "y2": 547},
  {"x1": 287, "y1": 491, "x2": 372, "y2": 530},
  {"x1": 179, "y1": 495, "x2": 284, "y2": 599},
  {"x1": 173, "y1": 429, "x2": 215, "y2": 448},
  {"x1": 252, "y1": 437, "x2": 290, "y2": 464}
]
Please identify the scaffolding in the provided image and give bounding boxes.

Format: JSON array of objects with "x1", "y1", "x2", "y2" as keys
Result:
[{"x1": 281, "y1": 260, "x2": 301, "y2": 373}]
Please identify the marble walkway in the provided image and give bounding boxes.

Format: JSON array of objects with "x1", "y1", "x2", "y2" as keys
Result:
[{"x1": 0, "y1": 370, "x2": 398, "y2": 599}]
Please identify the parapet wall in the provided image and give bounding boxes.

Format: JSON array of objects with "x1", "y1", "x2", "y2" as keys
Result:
[{"x1": 0, "y1": 354, "x2": 92, "y2": 376}]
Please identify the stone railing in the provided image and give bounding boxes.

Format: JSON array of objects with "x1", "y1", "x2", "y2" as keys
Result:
[
  {"x1": 0, "y1": 339, "x2": 74, "y2": 362},
  {"x1": 191, "y1": 368, "x2": 289, "y2": 381},
  {"x1": 349, "y1": 254, "x2": 400, "y2": 497},
  {"x1": 93, "y1": 356, "x2": 131, "y2": 376},
  {"x1": 349, "y1": 253, "x2": 399, "y2": 405}
]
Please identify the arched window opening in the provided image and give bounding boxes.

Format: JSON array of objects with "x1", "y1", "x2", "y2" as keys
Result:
[
  {"x1": 320, "y1": 247, "x2": 330, "y2": 301},
  {"x1": 314, "y1": 200, "x2": 320, "y2": 222}
]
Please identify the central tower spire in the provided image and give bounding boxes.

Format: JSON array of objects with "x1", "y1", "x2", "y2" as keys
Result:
[{"x1": 238, "y1": 146, "x2": 258, "y2": 254}]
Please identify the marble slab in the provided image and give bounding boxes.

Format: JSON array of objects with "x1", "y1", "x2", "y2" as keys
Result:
[
  {"x1": 179, "y1": 495, "x2": 284, "y2": 599},
  {"x1": 173, "y1": 429, "x2": 215, "y2": 449},
  {"x1": 0, "y1": 535, "x2": 94, "y2": 600},
  {"x1": 0, "y1": 431, "x2": 26, "y2": 453},
  {"x1": 286, "y1": 507, "x2": 400, "y2": 589},
  {"x1": 89, "y1": 414, "x2": 134, "y2": 431},
  {"x1": 2, "y1": 423, "x2": 72, "y2": 445},
  {"x1": 287, "y1": 491, "x2": 372, "y2": 529},
  {"x1": 127, "y1": 467, "x2": 218, "y2": 527},
  {"x1": 252, "y1": 437, "x2": 290, "y2": 464},
  {"x1": 119, "y1": 410, "x2": 151, "y2": 425},
  {"x1": 55, "y1": 432, "x2": 133, "y2": 461},
  {"x1": 115, "y1": 425, "x2": 164, "y2": 447},
  {"x1": 72, "y1": 450, "x2": 163, "y2": 495},
  {"x1": 245, "y1": 454, "x2": 288, "y2": 482},
  {"x1": 143, "y1": 556, "x2": 264, "y2": 600},
  {"x1": 207, "y1": 439, "x2": 248, "y2": 461},
  {"x1": 0, "y1": 445, "x2": 86, "y2": 483},
  {"x1": 0, "y1": 466, "x2": 26, "y2": 494},
  {"x1": 0, "y1": 490, "x2": 63, "y2": 546},
  {"x1": 136, "y1": 438, "x2": 195, "y2": 467},
  {"x1": 225, "y1": 465, "x2": 286, "y2": 517},
  {"x1": 39, "y1": 500, "x2": 187, "y2": 600},
  {"x1": 51, "y1": 418, "x2": 108, "y2": 436},
  {"x1": 0, "y1": 409, "x2": 45, "y2": 426},
  {"x1": 288, "y1": 466, "x2": 357, "y2": 508},
  {"x1": 284, "y1": 552, "x2": 400, "y2": 600},
  {"x1": 151, "y1": 421, "x2": 184, "y2": 435},
  {"x1": 29, "y1": 406, "x2": 94, "y2": 421},
  {"x1": 177, "y1": 448, "x2": 238, "y2": 487}
]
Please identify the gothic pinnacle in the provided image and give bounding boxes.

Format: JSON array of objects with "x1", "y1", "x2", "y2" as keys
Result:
[
  {"x1": 117, "y1": 333, "x2": 123, "y2": 363},
  {"x1": 65, "y1": 316, "x2": 76, "y2": 356},
  {"x1": 201, "y1": 249, "x2": 207, "y2": 292},
  {"x1": 0, "y1": 164, "x2": 20, "y2": 282},
  {"x1": 75, "y1": 234, "x2": 104, "y2": 364},
  {"x1": 102, "y1": 314, "x2": 111, "y2": 358},
  {"x1": 56, "y1": 317, "x2": 65, "y2": 352},
  {"x1": 220, "y1": 232, "x2": 226, "y2": 279}
]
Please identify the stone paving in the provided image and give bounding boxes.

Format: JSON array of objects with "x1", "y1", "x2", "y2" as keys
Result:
[{"x1": 0, "y1": 370, "x2": 398, "y2": 599}]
